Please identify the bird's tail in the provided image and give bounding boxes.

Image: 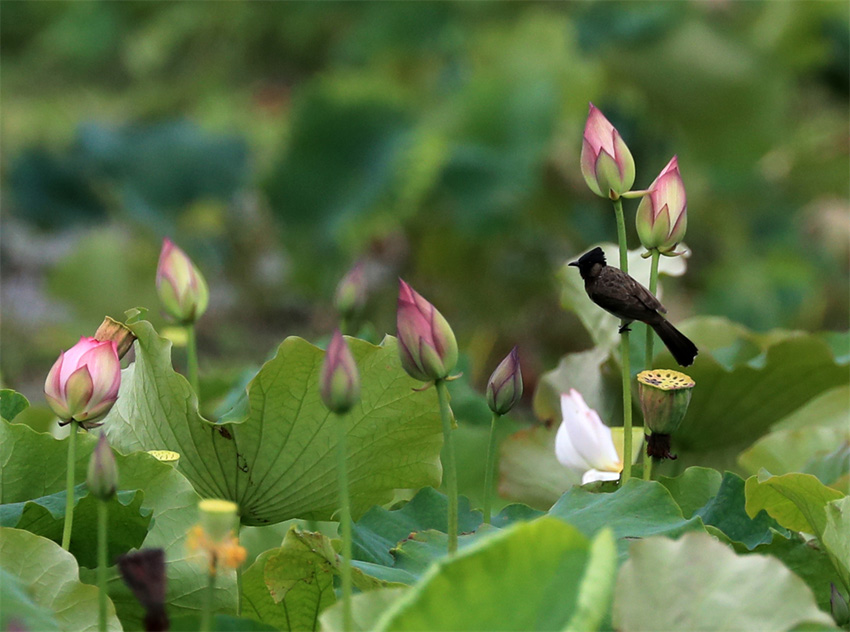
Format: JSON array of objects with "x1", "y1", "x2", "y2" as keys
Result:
[{"x1": 651, "y1": 319, "x2": 698, "y2": 367}]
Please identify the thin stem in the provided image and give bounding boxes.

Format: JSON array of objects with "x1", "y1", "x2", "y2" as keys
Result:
[
  {"x1": 235, "y1": 524, "x2": 243, "y2": 616},
  {"x1": 61, "y1": 421, "x2": 78, "y2": 550},
  {"x1": 336, "y1": 414, "x2": 353, "y2": 632},
  {"x1": 612, "y1": 198, "x2": 633, "y2": 481},
  {"x1": 201, "y1": 565, "x2": 216, "y2": 632},
  {"x1": 186, "y1": 323, "x2": 200, "y2": 398},
  {"x1": 483, "y1": 412, "x2": 500, "y2": 524},
  {"x1": 435, "y1": 379, "x2": 458, "y2": 554},
  {"x1": 643, "y1": 248, "x2": 661, "y2": 481},
  {"x1": 98, "y1": 500, "x2": 109, "y2": 632}
]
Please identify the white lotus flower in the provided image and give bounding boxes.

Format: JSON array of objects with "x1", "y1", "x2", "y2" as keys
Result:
[{"x1": 555, "y1": 389, "x2": 624, "y2": 484}]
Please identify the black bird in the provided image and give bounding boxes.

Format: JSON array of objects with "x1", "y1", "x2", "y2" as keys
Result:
[{"x1": 569, "y1": 247, "x2": 698, "y2": 367}]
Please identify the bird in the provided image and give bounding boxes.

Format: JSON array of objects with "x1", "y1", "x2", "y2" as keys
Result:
[{"x1": 569, "y1": 247, "x2": 698, "y2": 367}]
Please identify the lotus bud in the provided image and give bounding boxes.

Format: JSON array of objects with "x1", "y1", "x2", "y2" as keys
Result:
[
  {"x1": 320, "y1": 329, "x2": 361, "y2": 415},
  {"x1": 635, "y1": 156, "x2": 688, "y2": 255},
  {"x1": 333, "y1": 262, "x2": 368, "y2": 322},
  {"x1": 156, "y1": 238, "x2": 209, "y2": 324},
  {"x1": 44, "y1": 337, "x2": 121, "y2": 427},
  {"x1": 580, "y1": 103, "x2": 636, "y2": 199},
  {"x1": 832, "y1": 584, "x2": 850, "y2": 627},
  {"x1": 94, "y1": 317, "x2": 136, "y2": 360},
  {"x1": 486, "y1": 347, "x2": 523, "y2": 415},
  {"x1": 396, "y1": 279, "x2": 458, "y2": 382},
  {"x1": 637, "y1": 369, "x2": 695, "y2": 460},
  {"x1": 87, "y1": 433, "x2": 118, "y2": 501}
]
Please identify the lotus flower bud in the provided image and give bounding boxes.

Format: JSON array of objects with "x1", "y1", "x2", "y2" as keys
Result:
[
  {"x1": 156, "y1": 238, "x2": 209, "y2": 324},
  {"x1": 831, "y1": 583, "x2": 850, "y2": 627},
  {"x1": 580, "y1": 103, "x2": 636, "y2": 199},
  {"x1": 333, "y1": 262, "x2": 368, "y2": 322},
  {"x1": 87, "y1": 433, "x2": 118, "y2": 501},
  {"x1": 637, "y1": 369, "x2": 695, "y2": 460},
  {"x1": 320, "y1": 330, "x2": 361, "y2": 415},
  {"x1": 486, "y1": 347, "x2": 523, "y2": 415},
  {"x1": 94, "y1": 317, "x2": 136, "y2": 360},
  {"x1": 635, "y1": 156, "x2": 688, "y2": 255},
  {"x1": 396, "y1": 279, "x2": 458, "y2": 382},
  {"x1": 44, "y1": 337, "x2": 121, "y2": 427}
]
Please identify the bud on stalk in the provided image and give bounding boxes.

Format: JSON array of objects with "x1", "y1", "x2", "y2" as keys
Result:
[
  {"x1": 156, "y1": 238, "x2": 209, "y2": 324},
  {"x1": 396, "y1": 279, "x2": 458, "y2": 383},
  {"x1": 580, "y1": 103, "x2": 636, "y2": 199},
  {"x1": 635, "y1": 156, "x2": 688, "y2": 256},
  {"x1": 87, "y1": 433, "x2": 118, "y2": 501},
  {"x1": 486, "y1": 347, "x2": 523, "y2": 415},
  {"x1": 319, "y1": 330, "x2": 361, "y2": 415},
  {"x1": 333, "y1": 262, "x2": 368, "y2": 322}
]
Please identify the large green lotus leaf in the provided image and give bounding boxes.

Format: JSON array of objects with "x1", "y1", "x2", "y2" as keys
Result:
[
  {"x1": 320, "y1": 587, "x2": 409, "y2": 632},
  {"x1": 171, "y1": 614, "x2": 278, "y2": 631},
  {"x1": 771, "y1": 385, "x2": 850, "y2": 432},
  {"x1": 102, "y1": 319, "x2": 443, "y2": 525},
  {"x1": 822, "y1": 497, "x2": 850, "y2": 592},
  {"x1": 739, "y1": 425, "x2": 850, "y2": 482},
  {"x1": 653, "y1": 332, "x2": 849, "y2": 476},
  {"x1": 548, "y1": 479, "x2": 704, "y2": 558},
  {"x1": 691, "y1": 471, "x2": 788, "y2": 550},
  {"x1": 0, "y1": 419, "x2": 233, "y2": 629},
  {"x1": 657, "y1": 466, "x2": 723, "y2": 518},
  {"x1": 731, "y1": 531, "x2": 844, "y2": 613},
  {"x1": 0, "y1": 527, "x2": 121, "y2": 632},
  {"x1": 373, "y1": 519, "x2": 616, "y2": 632},
  {"x1": 351, "y1": 486, "x2": 482, "y2": 565},
  {"x1": 0, "y1": 484, "x2": 151, "y2": 568},
  {"x1": 613, "y1": 532, "x2": 834, "y2": 631},
  {"x1": 744, "y1": 471, "x2": 844, "y2": 536},
  {"x1": 0, "y1": 389, "x2": 29, "y2": 422},
  {"x1": 556, "y1": 243, "x2": 687, "y2": 351},
  {"x1": 0, "y1": 567, "x2": 60, "y2": 631}
]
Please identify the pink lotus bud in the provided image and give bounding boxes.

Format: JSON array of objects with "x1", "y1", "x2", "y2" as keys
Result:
[
  {"x1": 87, "y1": 433, "x2": 118, "y2": 501},
  {"x1": 333, "y1": 262, "x2": 368, "y2": 321},
  {"x1": 156, "y1": 238, "x2": 209, "y2": 324},
  {"x1": 320, "y1": 329, "x2": 361, "y2": 415},
  {"x1": 580, "y1": 103, "x2": 636, "y2": 199},
  {"x1": 44, "y1": 336, "x2": 121, "y2": 426},
  {"x1": 396, "y1": 279, "x2": 458, "y2": 382},
  {"x1": 635, "y1": 156, "x2": 688, "y2": 255},
  {"x1": 486, "y1": 347, "x2": 523, "y2": 415}
]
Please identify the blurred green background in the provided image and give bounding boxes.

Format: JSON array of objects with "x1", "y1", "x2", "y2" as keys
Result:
[{"x1": 2, "y1": 1, "x2": 848, "y2": 414}]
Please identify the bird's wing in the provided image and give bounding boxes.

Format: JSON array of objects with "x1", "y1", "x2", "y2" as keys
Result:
[{"x1": 629, "y1": 276, "x2": 666, "y2": 313}]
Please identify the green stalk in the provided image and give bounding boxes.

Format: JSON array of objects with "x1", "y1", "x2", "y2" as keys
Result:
[
  {"x1": 612, "y1": 198, "x2": 633, "y2": 481},
  {"x1": 186, "y1": 323, "x2": 200, "y2": 398},
  {"x1": 482, "y1": 412, "x2": 500, "y2": 524},
  {"x1": 336, "y1": 415, "x2": 353, "y2": 632},
  {"x1": 235, "y1": 524, "x2": 243, "y2": 616},
  {"x1": 435, "y1": 379, "x2": 458, "y2": 554},
  {"x1": 201, "y1": 564, "x2": 216, "y2": 632},
  {"x1": 643, "y1": 248, "x2": 661, "y2": 481},
  {"x1": 61, "y1": 420, "x2": 79, "y2": 550},
  {"x1": 97, "y1": 500, "x2": 109, "y2": 632}
]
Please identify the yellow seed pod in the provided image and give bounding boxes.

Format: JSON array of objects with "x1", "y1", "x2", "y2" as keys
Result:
[
  {"x1": 637, "y1": 369, "x2": 695, "y2": 435},
  {"x1": 199, "y1": 499, "x2": 239, "y2": 543},
  {"x1": 147, "y1": 450, "x2": 180, "y2": 467}
]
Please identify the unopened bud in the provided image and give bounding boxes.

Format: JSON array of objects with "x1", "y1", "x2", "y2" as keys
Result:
[
  {"x1": 333, "y1": 262, "x2": 368, "y2": 321},
  {"x1": 319, "y1": 330, "x2": 361, "y2": 415},
  {"x1": 486, "y1": 347, "x2": 523, "y2": 415},
  {"x1": 396, "y1": 279, "x2": 458, "y2": 382},
  {"x1": 156, "y1": 238, "x2": 209, "y2": 324},
  {"x1": 87, "y1": 433, "x2": 118, "y2": 501}
]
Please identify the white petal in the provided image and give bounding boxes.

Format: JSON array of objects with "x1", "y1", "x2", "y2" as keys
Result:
[
  {"x1": 582, "y1": 469, "x2": 622, "y2": 485},
  {"x1": 555, "y1": 418, "x2": 590, "y2": 472},
  {"x1": 560, "y1": 390, "x2": 621, "y2": 473}
]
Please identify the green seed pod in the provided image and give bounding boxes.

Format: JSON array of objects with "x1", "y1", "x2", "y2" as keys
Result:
[
  {"x1": 637, "y1": 369, "x2": 695, "y2": 435},
  {"x1": 199, "y1": 499, "x2": 239, "y2": 542}
]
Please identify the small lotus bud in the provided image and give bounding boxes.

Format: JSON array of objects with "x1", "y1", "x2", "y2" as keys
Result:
[
  {"x1": 87, "y1": 433, "x2": 118, "y2": 501},
  {"x1": 832, "y1": 584, "x2": 850, "y2": 626},
  {"x1": 486, "y1": 347, "x2": 523, "y2": 415},
  {"x1": 198, "y1": 499, "x2": 239, "y2": 542},
  {"x1": 94, "y1": 317, "x2": 137, "y2": 360},
  {"x1": 156, "y1": 238, "x2": 209, "y2": 324},
  {"x1": 396, "y1": 279, "x2": 458, "y2": 382},
  {"x1": 635, "y1": 156, "x2": 688, "y2": 255},
  {"x1": 580, "y1": 103, "x2": 636, "y2": 199},
  {"x1": 638, "y1": 369, "x2": 694, "y2": 460},
  {"x1": 44, "y1": 337, "x2": 121, "y2": 426},
  {"x1": 320, "y1": 330, "x2": 361, "y2": 415},
  {"x1": 333, "y1": 262, "x2": 368, "y2": 321}
]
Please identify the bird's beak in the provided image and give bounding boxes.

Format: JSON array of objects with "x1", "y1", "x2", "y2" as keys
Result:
[{"x1": 568, "y1": 261, "x2": 579, "y2": 267}]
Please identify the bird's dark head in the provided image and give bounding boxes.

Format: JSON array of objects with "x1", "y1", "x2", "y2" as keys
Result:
[{"x1": 568, "y1": 247, "x2": 607, "y2": 279}]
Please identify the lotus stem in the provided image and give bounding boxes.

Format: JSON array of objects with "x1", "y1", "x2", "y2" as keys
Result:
[{"x1": 435, "y1": 379, "x2": 458, "y2": 553}]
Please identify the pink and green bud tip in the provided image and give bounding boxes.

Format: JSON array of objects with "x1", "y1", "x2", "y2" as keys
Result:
[
  {"x1": 44, "y1": 337, "x2": 121, "y2": 427},
  {"x1": 486, "y1": 347, "x2": 523, "y2": 415},
  {"x1": 156, "y1": 238, "x2": 209, "y2": 324},
  {"x1": 333, "y1": 262, "x2": 368, "y2": 321},
  {"x1": 87, "y1": 433, "x2": 118, "y2": 501},
  {"x1": 396, "y1": 279, "x2": 458, "y2": 383},
  {"x1": 635, "y1": 156, "x2": 688, "y2": 255},
  {"x1": 320, "y1": 329, "x2": 361, "y2": 415},
  {"x1": 580, "y1": 103, "x2": 636, "y2": 199}
]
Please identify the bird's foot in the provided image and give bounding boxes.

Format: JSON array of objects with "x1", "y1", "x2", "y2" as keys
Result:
[{"x1": 618, "y1": 324, "x2": 632, "y2": 334}]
